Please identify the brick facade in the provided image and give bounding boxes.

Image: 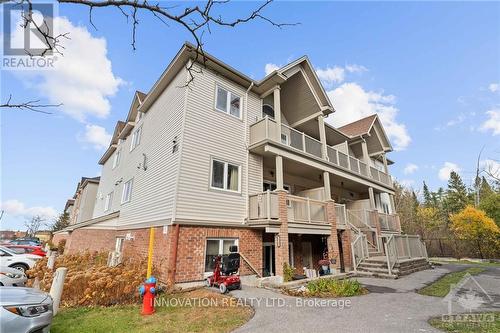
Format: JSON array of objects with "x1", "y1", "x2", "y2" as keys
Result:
[
  {"x1": 274, "y1": 190, "x2": 289, "y2": 277},
  {"x1": 325, "y1": 200, "x2": 340, "y2": 270},
  {"x1": 59, "y1": 224, "x2": 263, "y2": 284}
]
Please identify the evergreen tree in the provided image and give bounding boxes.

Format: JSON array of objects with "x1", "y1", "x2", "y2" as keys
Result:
[
  {"x1": 443, "y1": 171, "x2": 470, "y2": 217},
  {"x1": 422, "y1": 181, "x2": 432, "y2": 207},
  {"x1": 51, "y1": 212, "x2": 70, "y2": 232}
]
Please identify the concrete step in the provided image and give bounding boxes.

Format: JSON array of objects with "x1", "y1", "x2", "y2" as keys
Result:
[
  {"x1": 357, "y1": 262, "x2": 387, "y2": 269},
  {"x1": 355, "y1": 270, "x2": 398, "y2": 279}
]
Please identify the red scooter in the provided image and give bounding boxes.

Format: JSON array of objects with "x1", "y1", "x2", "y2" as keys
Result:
[{"x1": 205, "y1": 245, "x2": 242, "y2": 293}]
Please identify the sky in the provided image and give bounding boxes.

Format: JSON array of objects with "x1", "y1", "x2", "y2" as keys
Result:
[{"x1": 1, "y1": 1, "x2": 499, "y2": 230}]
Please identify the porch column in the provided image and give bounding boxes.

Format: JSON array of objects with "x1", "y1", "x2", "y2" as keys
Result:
[
  {"x1": 274, "y1": 189, "x2": 289, "y2": 279},
  {"x1": 276, "y1": 155, "x2": 284, "y2": 190},
  {"x1": 361, "y1": 140, "x2": 371, "y2": 166},
  {"x1": 323, "y1": 171, "x2": 331, "y2": 200},
  {"x1": 273, "y1": 87, "x2": 281, "y2": 141},
  {"x1": 341, "y1": 229, "x2": 353, "y2": 271},
  {"x1": 368, "y1": 187, "x2": 376, "y2": 210},
  {"x1": 326, "y1": 200, "x2": 341, "y2": 272},
  {"x1": 318, "y1": 115, "x2": 328, "y2": 159},
  {"x1": 382, "y1": 154, "x2": 389, "y2": 173}
]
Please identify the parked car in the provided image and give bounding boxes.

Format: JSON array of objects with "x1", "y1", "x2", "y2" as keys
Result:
[
  {"x1": 9, "y1": 238, "x2": 41, "y2": 247},
  {"x1": 0, "y1": 266, "x2": 27, "y2": 287},
  {"x1": 4, "y1": 245, "x2": 46, "y2": 257},
  {"x1": 0, "y1": 287, "x2": 53, "y2": 333},
  {"x1": 0, "y1": 246, "x2": 40, "y2": 273}
]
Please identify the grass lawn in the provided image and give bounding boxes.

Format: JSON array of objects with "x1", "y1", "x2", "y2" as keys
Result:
[
  {"x1": 429, "y1": 312, "x2": 500, "y2": 333},
  {"x1": 418, "y1": 267, "x2": 485, "y2": 297},
  {"x1": 431, "y1": 259, "x2": 500, "y2": 267},
  {"x1": 51, "y1": 289, "x2": 253, "y2": 333}
]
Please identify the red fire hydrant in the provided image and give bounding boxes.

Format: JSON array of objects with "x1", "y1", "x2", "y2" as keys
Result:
[{"x1": 138, "y1": 276, "x2": 157, "y2": 315}]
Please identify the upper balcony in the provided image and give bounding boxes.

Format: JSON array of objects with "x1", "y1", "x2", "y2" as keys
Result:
[{"x1": 249, "y1": 117, "x2": 393, "y2": 188}]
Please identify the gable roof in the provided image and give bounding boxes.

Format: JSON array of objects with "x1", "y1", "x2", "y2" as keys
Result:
[{"x1": 338, "y1": 114, "x2": 378, "y2": 137}]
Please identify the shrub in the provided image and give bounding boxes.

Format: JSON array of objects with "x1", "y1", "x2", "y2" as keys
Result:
[
  {"x1": 57, "y1": 239, "x2": 66, "y2": 254},
  {"x1": 27, "y1": 252, "x2": 153, "y2": 307},
  {"x1": 306, "y1": 278, "x2": 365, "y2": 297},
  {"x1": 283, "y1": 263, "x2": 294, "y2": 282}
]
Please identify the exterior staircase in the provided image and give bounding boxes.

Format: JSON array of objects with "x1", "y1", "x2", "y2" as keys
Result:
[{"x1": 356, "y1": 256, "x2": 431, "y2": 279}]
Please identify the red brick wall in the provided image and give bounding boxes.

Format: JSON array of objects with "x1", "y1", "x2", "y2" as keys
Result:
[
  {"x1": 174, "y1": 226, "x2": 263, "y2": 283},
  {"x1": 60, "y1": 225, "x2": 263, "y2": 284},
  {"x1": 51, "y1": 233, "x2": 68, "y2": 248},
  {"x1": 275, "y1": 190, "x2": 289, "y2": 277}
]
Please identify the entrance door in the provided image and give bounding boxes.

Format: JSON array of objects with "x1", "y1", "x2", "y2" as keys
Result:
[
  {"x1": 263, "y1": 243, "x2": 275, "y2": 277},
  {"x1": 337, "y1": 231, "x2": 345, "y2": 272},
  {"x1": 301, "y1": 242, "x2": 313, "y2": 268}
]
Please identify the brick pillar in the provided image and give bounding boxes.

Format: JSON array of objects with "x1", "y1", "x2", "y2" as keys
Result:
[
  {"x1": 274, "y1": 189, "x2": 289, "y2": 278},
  {"x1": 326, "y1": 200, "x2": 340, "y2": 271},
  {"x1": 166, "y1": 224, "x2": 180, "y2": 286},
  {"x1": 341, "y1": 229, "x2": 353, "y2": 271}
]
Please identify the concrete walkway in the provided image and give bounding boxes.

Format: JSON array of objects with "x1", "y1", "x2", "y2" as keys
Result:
[{"x1": 232, "y1": 264, "x2": 500, "y2": 333}]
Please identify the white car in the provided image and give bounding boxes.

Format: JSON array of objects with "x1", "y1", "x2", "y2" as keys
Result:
[
  {"x1": 0, "y1": 266, "x2": 28, "y2": 287},
  {"x1": 0, "y1": 246, "x2": 40, "y2": 273}
]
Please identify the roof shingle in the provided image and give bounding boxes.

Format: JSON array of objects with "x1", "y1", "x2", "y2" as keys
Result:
[{"x1": 338, "y1": 114, "x2": 377, "y2": 137}]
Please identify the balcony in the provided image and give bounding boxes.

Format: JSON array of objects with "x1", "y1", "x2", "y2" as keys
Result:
[
  {"x1": 249, "y1": 117, "x2": 393, "y2": 188},
  {"x1": 248, "y1": 191, "x2": 328, "y2": 224}
]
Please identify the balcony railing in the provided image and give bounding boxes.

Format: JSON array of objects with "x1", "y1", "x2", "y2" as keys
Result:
[
  {"x1": 248, "y1": 191, "x2": 328, "y2": 224},
  {"x1": 378, "y1": 212, "x2": 400, "y2": 232},
  {"x1": 250, "y1": 117, "x2": 393, "y2": 187}
]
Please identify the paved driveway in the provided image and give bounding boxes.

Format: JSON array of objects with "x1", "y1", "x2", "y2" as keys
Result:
[{"x1": 232, "y1": 264, "x2": 500, "y2": 333}]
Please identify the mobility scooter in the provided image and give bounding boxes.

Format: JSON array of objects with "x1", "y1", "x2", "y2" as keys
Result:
[{"x1": 205, "y1": 245, "x2": 242, "y2": 293}]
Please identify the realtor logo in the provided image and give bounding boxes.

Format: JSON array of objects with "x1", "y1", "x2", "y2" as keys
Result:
[{"x1": 3, "y1": 2, "x2": 55, "y2": 56}]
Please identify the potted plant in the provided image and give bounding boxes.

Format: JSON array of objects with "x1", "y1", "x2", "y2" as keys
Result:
[{"x1": 318, "y1": 259, "x2": 330, "y2": 272}]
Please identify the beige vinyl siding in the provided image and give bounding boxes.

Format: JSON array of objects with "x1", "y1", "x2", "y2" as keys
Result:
[
  {"x1": 93, "y1": 66, "x2": 188, "y2": 226},
  {"x1": 76, "y1": 183, "x2": 99, "y2": 223},
  {"x1": 175, "y1": 63, "x2": 260, "y2": 223}
]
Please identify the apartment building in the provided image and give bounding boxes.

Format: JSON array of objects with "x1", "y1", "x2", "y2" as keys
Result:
[{"x1": 53, "y1": 43, "x2": 428, "y2": 283}]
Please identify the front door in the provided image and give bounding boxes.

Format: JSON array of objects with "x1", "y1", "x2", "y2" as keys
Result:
[
  {"x1": 301, "y1": 242, "x2": 313, "y2": 268},
  {"x1": 263, "y1": 243, "x2": 275, "y2": 277}
]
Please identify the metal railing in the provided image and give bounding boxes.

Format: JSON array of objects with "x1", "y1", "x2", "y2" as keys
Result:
[
  {"x1": 248, "y1": 191, "x2": 328, "y2": 224},
  {"x1": 384, "y1": 234, "x2": 428, "y2": 275},
  {"x1": 351, "y1": 233, "x2": 369, "y2": 269},
  {"x1": 249, "y1": 117, "x2": 393, "y2": 187},
  {"x1": 378, "y1": 212, "x2": 400, "y2": 231}
]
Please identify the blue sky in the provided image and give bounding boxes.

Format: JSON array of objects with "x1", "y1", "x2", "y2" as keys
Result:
[{"x1": 1, "y1": 1, "x2": 499, "y2": 230}]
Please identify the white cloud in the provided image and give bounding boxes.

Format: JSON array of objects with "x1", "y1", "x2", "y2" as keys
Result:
[
  {"x1": 488, "y1": 83, "x2": 499, "y2": 93},
  {"x1": 264, "y1": 63, "x2": 280, "y2": 75},
  {"x1": 79, "y1": 124, "x2": 112, "y2": 150},
  {"x1": 438, "y1": 162, "x2": 461, "y2": 181},
  {"x1": 480, "y1": 109, "x2": 500, "y2": 136},
  {"x1": 345, "y1": 64, "x2": 368, "y2": 73},
  {"x1": 11, "y1": 15, "x2": 124, "y2": 121},
  {"x1": 403, "y1": 163, "x2": 418, "y2": 175},
  {"x1": 316, "y1": 66, "x2": 345, "y2": 86},
  {"x1": 480, "y1": 159, "x2": 500, "y2": 180},
  {"x1": 1, "y1": 199, "x2": 57, "y2": 220},
  {"x1": 325, "y1": 82, "x2": 411, "y2": 150}
]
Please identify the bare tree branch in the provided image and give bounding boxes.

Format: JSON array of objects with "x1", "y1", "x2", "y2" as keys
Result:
[{"x1": 0, "y1": 94, "x2": 61, "y2": 114}]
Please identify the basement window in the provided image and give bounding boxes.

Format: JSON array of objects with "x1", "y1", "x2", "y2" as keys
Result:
[{"x1": 204, "y1": 238, "x2": 238, "y2": 273}]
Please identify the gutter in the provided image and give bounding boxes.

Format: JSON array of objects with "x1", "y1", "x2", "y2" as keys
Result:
[{"x1": 243, "y1": 82, "x2": 254, "y2": 224}]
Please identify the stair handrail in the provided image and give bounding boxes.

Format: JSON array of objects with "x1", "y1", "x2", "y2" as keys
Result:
[
  {"x1": 347, "y1": 210, "x2": 378, "y2": 249},
  {"x1": 384, "y1": 234, "x2": 398, "y2": 275},
  {"x1": 351, "y1": 233, "x2": 369, "y2": 270}
]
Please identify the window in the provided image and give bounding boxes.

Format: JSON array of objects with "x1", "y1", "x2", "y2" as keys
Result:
[
  {"x1": 130, "y1": 126, "x2": 142, "y2": 151},
  {"x1": 210, "y1": 159, "x2": 240, "y2": 192},
  {"x1": 121, "y1": 179, "x2": 133, "y2": 204},
  {"x1": 262, "y1": 104, "x2": 275, "y2": 119},
  {"x1": 204, "y1": 238, "x2": 238, "y2": 272},
  {"x1": 112, "y1": 150, "x2": 121, "y2": 169},
  {"x1": 263, "y1": 181, "x2": 292, "y2": 207},
  {"x1": 215, "y1": 85, "x2": 241, "y2": 118},
  {"x1": 104, "y1": 192, "x2": 113, "y2": 211}
]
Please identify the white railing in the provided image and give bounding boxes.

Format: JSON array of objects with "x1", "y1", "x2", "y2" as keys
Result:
[
  {"x1": 385, "y1": 234, "x2": 428, "y2": 275},
  {"x1": 378, "y1": 212, "x2": 400, "y2": 231},
  {"x1": 335, "y1": 203, "x2": 347, "y2": 227},
  {"x1": 351, "y1": 233, "x2": 369, "y2": 269},
  {"x1": 348, "y1": 210, "x2": 379, "y2": 251},
  {"x1": 249, "y1": 117, "x2": 393, "y2": 187},
  {"x1": 248, "y1": 191, "x2": 328, "y2": 224}
]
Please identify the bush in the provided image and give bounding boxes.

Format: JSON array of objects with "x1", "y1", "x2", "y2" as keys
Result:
[
  {"x1": 283, "y1": 263, "x2": 294, "y2": 282},
  {"x1": 304, "y1": 278, "x2": 366, "y2": 297},
  {"x1": 57, "y1": 239, "x2": 66, "y2": 254},
  {"x1": 27, "y1": 252, "x2": 152, "y2": 307}
]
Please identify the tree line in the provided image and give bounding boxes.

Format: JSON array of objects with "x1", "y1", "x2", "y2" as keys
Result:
[{"x1": 395, "y1": 171, "x2": 500, "y2": 259}]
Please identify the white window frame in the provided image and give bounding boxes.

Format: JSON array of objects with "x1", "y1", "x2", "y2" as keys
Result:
[
  {"x1": 214, "y1": 84, "x2": 241, "y2": 119},
  {"x1": 263, "y1": 181, "x2": 292, "y2": 207},
  {"x1": 204, "y1": 238, "x2": 239, "y2": 276},
  {"x1": 210, "y1": 158, "x2": 241, "y2": 193},
  {"x1": 112, "y1": 150, "x2": 121, "y2": 169},
  {"x1": 121, "y1": 178, "x2": 133, "y2": 204},
  {"x1": 280, "y1": 133, "x2": 289, "y2": 145},
  {"x1": 130, "y1": 126, "x2": 142, "y2": 152},
  {"x1": 104, "y1": 191, "x2": 113, "y2": 212}
]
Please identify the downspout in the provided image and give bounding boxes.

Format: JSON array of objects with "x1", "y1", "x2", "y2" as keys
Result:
[
  {"x1": 168, "y1": 223, "x2": 180, "y2": 286},
  {"x1": 243, "y1": 82, "x2": 254, "y2": 224}
]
